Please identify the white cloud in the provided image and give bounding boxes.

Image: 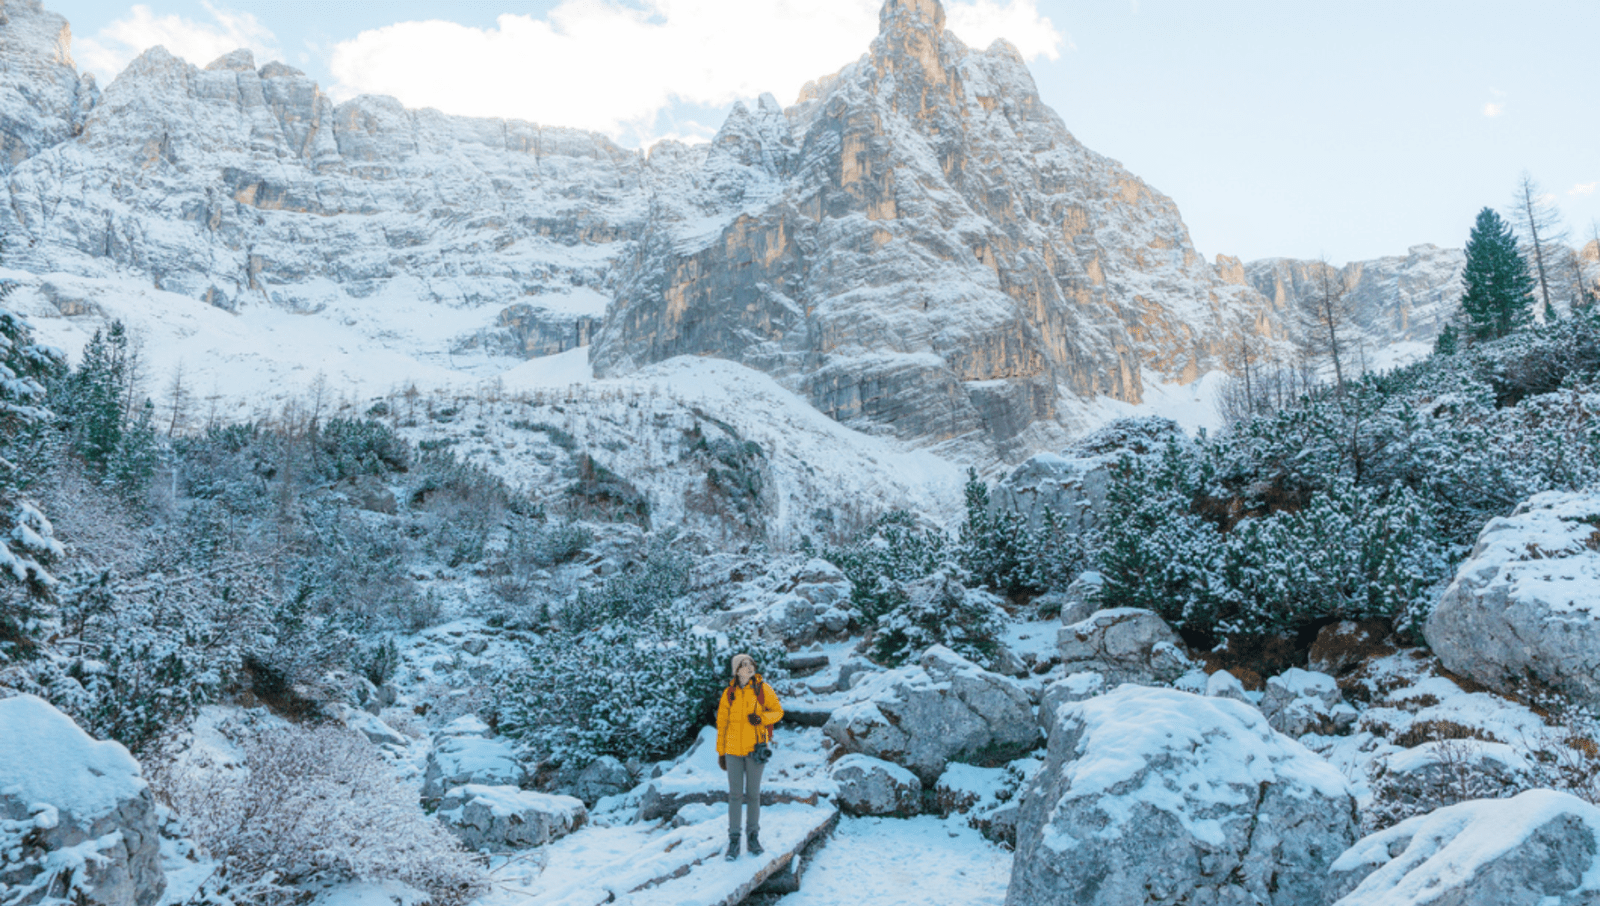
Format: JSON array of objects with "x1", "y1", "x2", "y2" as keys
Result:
[
  {"x1": 1570, "y1": 182, "x2": 1598, "y2": 196},
  {"x1": 326, "y1": 0, "x2": 1065, "y2": 144},
  {"x1": 76, "y1": 1, "x2": 281, "y2": 83}
]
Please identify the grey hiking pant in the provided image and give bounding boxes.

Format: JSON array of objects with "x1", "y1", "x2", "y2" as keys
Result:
[{"x1": 726, "y1": 754, "x2": 765, "y2": 837}]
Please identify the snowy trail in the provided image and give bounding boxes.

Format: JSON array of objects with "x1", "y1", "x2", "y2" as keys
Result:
[{"x1": 483, "y1": 804, "x2": 836, "y2": 906}]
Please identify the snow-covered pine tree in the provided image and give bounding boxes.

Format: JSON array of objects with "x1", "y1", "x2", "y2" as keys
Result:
[
  {"x1": 0, "y1": 278, "x2": 66, "y2": 650},
  {"x1": 1460, "y1": 207, "x2": 1536, "y2": 341}
]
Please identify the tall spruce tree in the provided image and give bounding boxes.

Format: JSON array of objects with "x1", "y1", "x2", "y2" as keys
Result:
[{"x1": 1459, "y1": 207, "x2": 1535, "y2": 340}]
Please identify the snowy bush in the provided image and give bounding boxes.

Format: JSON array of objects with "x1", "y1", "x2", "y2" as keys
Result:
[
  {"x1": 811, "y1": 510, "x2": 952, "y2": 624},
  {"x1": 315, "y1": 417, "x2": 410, "y2": 480},
  {"x1": 492, "y1": 607, "x2": 782, "y2": 768},
  {"x1": 153, "y1": 723, "x2": 484, "y2": 906},
  {"x1": 869, "y1": 570, "x2": 1005, "y2": 669}
]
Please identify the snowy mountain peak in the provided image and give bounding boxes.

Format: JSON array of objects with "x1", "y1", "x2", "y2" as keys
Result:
[
  {"x1": 881, "y1": 0, "x2": 947, "y2": 33},
  {"x1": 5, "y1": 0, "x2": 1288, "y2": 462}
]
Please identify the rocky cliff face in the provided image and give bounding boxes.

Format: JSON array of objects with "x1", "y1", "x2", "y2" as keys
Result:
[
  {"x1": 591, "y1": 0, "x2": 1281, "y2": 456},
  {"x1": 1245, "y1": 245, "x2": 1463, "y2": 347},
  {"x1": 1, "y1": 0, "x2": 1288, "y2": 458}
]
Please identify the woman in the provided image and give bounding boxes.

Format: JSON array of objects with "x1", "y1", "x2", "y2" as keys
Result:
[{"x1": 716, "y1": 652, "x2": 783, "y2": 860}]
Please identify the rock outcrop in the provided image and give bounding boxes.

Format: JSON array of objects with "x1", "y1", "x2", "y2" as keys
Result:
[
  {"x1": 1245, "y1": 244, "x2": 1464, "y2": 347},
  {"x1": 421, "y1": 732, "x2": 527, "y2": 803},
  {"x1": 1258, "y1": 668, "x2": 1356, "y2": 737},
  {"x1": 436, "y1": 784, "x2": 585, "y2": 851},
  {"x1": 823, "y1": 645, "x2": 1036, "y2": 784},
  {"x1": 1329, "y1": 789, "x2": 1600, "y2": 906},
  {"x1": 1056, "y1": 607, "x2": 1191, "y2": 685},
  {"x1": 991, "y1": 417, "x2": 1186, "y2": 534},
  {"x1": 1007, "y1": 686, "x2": 1358, "y2": 906},
  {"x1": 1424, "y1": 490, "x2": 1600, "y2": 708},
  {"x1": 0, "y1": 695, "x2": 165, "y2": 906}
]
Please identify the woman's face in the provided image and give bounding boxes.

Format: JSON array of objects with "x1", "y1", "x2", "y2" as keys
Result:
[{"x1": 736, "y1": 660, "x2": 756, "y2": 684}]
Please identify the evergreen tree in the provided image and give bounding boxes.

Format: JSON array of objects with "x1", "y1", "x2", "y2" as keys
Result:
[
  {"x1": 1433, "y1": 321, "x2": 1459, "y2": 356},
  {"x1": 1460, "y1": 207, "x2": 1535, "y2": 341}
]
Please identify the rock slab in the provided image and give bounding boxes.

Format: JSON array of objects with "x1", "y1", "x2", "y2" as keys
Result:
[
  {"x1": 0, "y1": 695, "x2": 165, "y2": 906},
  {"x1": 436, "y1": 784, "x2": 585, "y2": 851},
  {"x1": 1425, "y1": 491, "x2": 1600, "y2": 708},
  {"x1": 1006, "y1": 685, "x2": 1357, "y2": 906},
  {"x1": 823, "y1": 645, "x2": 1037, "y2": 785},
  {"x1": 1329, "y1": 789, "x2": 1600, "y2": 906}
]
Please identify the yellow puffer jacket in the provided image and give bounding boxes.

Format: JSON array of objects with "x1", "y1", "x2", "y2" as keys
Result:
[{"x1": 716, "y1": 676, "x2": 783, "y2": 757}]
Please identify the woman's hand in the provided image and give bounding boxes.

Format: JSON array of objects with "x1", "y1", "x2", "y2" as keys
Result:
[
  {"x1": 718, "y1": 755, "x2": 727, "y2": 771},
  {"x1": 747, "y1": 712, "x2": 763, "y2": 725}
]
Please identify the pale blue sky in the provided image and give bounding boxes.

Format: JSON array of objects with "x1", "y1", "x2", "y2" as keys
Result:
[{"x1": 41, "y1": 0, "x2": 1600, "y2": 265}]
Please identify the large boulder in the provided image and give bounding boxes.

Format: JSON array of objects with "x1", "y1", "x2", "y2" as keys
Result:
[
  {"x1": 828, "y1": 755, "x2": 921, "y2": 817},
  {"x1": 436, "y1": 784, "x2": 586, "y2": 851},
  {"x1": 1037, "y1": 671, "x2": 1105, "y2": 736},
  {"x1": 1329, "y1": 789, "x2": 1600, "y2": 905},
  {"x1": 1057, "y1": 607, "x2": 1192, "y2": 685},
  {"x1": 824, "y1": 645, "x2": 1037, "y2": 784},
  {"x1": 421, "y1": 733, "x2": 527, "y2": 803},
  {"x1": 0, "y1": 695, "x2": 165, "y2": 906},
  {"x1": 1007, "y1": 686, "x2": 1358, "y2": 906},
  {"x1": 1258, "y1": 668, "x2": 1357, "y2": 737},
  {"x1": 1425, "y1": 491, "x2": 1600, "y2": 708}
]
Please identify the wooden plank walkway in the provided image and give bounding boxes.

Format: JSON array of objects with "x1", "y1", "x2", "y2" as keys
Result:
[{"x1": 531, "y1": 802, "x2": 838, "y2": 906}]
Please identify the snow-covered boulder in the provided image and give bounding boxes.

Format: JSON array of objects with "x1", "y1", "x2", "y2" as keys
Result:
[
  {"x1": 1204, "y1": 669, "x2": 1252, "y2": 704},
  {"x1": 1057, "y1": 607, "x2": 1191, "y2": 685},
  {"x1": 436, "y1": 784, "x2": 585, "y2": 851},
  {"x1": 1008, "y1": 686, "x2": 1357, "y2": 906},
  {"x1": 1329, "y1": 789, "x2": 1600, "y2": 906},
  {"x1": 824, "y1": 645, "x2": 1037, "y2": 784},
  {"x1": 1425, "y1": 491, "x2": 1600, "y2": 708},
  {"x1": 0, "y1": 695, "x2": 165, "y2": 906},
  {"x1": 1056, "y1": 570, "x2": 1105, "y2": 624},
  {"x1": 711, "y1": 557, "x2": 855, "y2": 647},
  {"x1": 421, "y1": 734, "x2": 526, "y2": 803},
  {"x1": 1259, "y1": 668, "x2": 1356, "y2": 737},
  {"x1": 828, "y1": 755, "x2": 921, "y2": 817},
  {"x1": 1037, "y1": 671, "x2": 1104, "y2": 736},
  {"x1": 569, "y1": 755, "x2": 631, "y2": 806}
]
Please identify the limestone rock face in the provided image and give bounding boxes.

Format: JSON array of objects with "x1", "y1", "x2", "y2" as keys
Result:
[
  {"x1": 591, "y1": 2, "x2": 1280, "y2": 458},
  {"x1": 828, "y1": 754, "x2": 922, "y2": 817},
  {"x1": 1424, "y1": 490, "x2": 1600, "y2": 709},
  {"x1": 1329, "y1": 789, "x2": 1600, "y2": 906},
  {"x1": 1245, "y1": 244, "x2": 1464, "y2": 347},
  {"x1": 823, "y1": 644, "x2": 1037, "y2": 784},
  {"x1": 0, "y1": 0, "x2": 95, "y2": 174},
  {"x1": 0, "y1": 695, "x2": 165, "y2": 906},
  {"x1": 1007, "y1": 686, "x2": 1358, "y2": 906}
]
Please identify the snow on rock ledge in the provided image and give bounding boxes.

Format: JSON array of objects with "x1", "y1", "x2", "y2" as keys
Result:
[
  {"x1": 436, "y1": 784, "x2": 585, "y2": 851},
  {"x1": 823, "y1": 645, "x2": 1037, "y2": 785},
  {"x1": 1425, "y1": 490, "x2": 1600, "y2": 708},
  {"x1": 1007, "y1": 686, "x2": 1357, "y2": 906},
  {"x1": 0, "y1": 695, "x2": 164, "y2": 906},
  {"x1": 1329, "y1": 789, "x2": 1600, "y2": 906}
]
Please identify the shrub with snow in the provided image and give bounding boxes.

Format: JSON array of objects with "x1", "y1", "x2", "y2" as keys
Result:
[{"x1": 153, "y1": 722, "x2": 483, "y2": 906}]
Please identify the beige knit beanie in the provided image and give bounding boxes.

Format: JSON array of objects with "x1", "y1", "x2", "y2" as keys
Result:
[{"x1": 729, "y1": 653, "x2": 756, "y2": 681}]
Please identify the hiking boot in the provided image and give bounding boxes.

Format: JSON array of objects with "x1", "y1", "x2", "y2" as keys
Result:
[
  {"x1": 747, "y1": 830, "x2": 764, "y2": 856},
  {"x1": 725, "y1": 832, "x2": 740, "y2": 861}
]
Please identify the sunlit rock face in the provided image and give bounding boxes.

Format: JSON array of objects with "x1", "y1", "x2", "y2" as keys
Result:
[
  {"x1": 1245, "y1": 244, "x2": 1464, "y2": 346},
  {"x1": 591, "y1": 0, "x2": 1279, "y2": 457},
  {"x1": 0, "y1": 0, "x2": 1284, "y2": 458}
]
